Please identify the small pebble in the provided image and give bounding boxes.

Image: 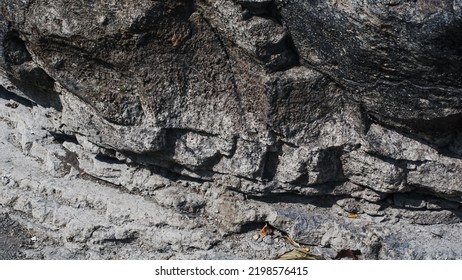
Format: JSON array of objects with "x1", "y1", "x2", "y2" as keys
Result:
[{"x1": 263, "y1": 235, "x2": 273, "y2": 245}]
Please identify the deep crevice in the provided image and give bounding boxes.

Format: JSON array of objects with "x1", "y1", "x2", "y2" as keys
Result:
[
  {"x1": 261, "y1": 142, "x2": 282, "y2": 181},
  {"x1": 364, "y1": 150, "x2": 425, "y2": 169},
  {"x1": 101, "y1": 233, "x2": 139, "y2": 245},
  {"x1": 238, "y1": 221, "x2": 265, "y2": 234},
  {"x1": 3, "y1": 30, "x2": 32, "y2": 66},
  {"x1": 247, "y1": 191, "x2": 347, "y2": 208},
  {"x1": 49, "y1": 132, "x2": 78, "y2": 145},
  {"x1": 7, "y1": 75, "x2": 62, "y2": 111},
  {"x1": 0, "y1": 85, "x2": 34, "y2": 107}
]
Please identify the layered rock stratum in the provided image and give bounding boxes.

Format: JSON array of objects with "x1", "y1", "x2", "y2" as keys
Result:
[{"x1": 1, "y1": 0, "x2": 461, "y2": 259}]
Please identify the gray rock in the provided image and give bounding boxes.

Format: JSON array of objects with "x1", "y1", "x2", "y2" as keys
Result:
[
  {"x1": 408, "y1": 160, "x2": 462, "y2": 201},
  {"x1": 366, "y1": 124, "x2": 439, "y2": 161},
  {"x1": 342, "y1": 150, "x2": 406, "y2": 193},
  {"x1": 1, "y1": 0, "x2": 462, "y2": 260},
  {"x1": 278, "y1": 0, "x2": 462, "y2": 135}
]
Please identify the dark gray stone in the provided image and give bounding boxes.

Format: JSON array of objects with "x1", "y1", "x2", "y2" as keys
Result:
[{"x1": 1, "y1": 0, "x2": 461, "y2": 260}]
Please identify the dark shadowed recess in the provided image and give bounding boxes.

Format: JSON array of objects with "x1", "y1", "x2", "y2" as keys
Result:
[
  {"x1": 2, "y1": 29, "x2": 62, "y2": 110},
  {"x1": 0, "y1": 84, "x2": 33, "y2": 107}
]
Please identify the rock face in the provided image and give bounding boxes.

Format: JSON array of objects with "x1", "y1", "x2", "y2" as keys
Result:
[{"x1": 0, "y1": 0, "x2": 461, "y2": 259}]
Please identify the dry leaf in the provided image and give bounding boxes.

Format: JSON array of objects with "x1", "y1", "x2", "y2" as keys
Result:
[
  {"x1": 283, "y1": 236, "x2": 310, "y2": 252},
  {"x1": 301, "y1": 246, "x2": 310, "y2": 252},
  {"x1": 347, "y1": 213, "x2": 359, "y2": 219},
  {"x1": 259, "y1": 223, "x2": 274, "y2": 238},
  {"x1": 334, "y1": 249, "x2": 361, "y2": 260},
  {"x1": 276, "y1": 249, "x2": 324, "y2": 260}
]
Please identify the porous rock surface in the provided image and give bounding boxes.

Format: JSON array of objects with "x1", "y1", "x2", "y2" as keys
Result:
[{"x1": 0, "y1": 0, "x2": 461, "y2": 259}]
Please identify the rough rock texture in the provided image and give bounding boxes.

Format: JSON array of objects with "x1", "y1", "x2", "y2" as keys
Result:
[{"x1": 1, "y1": 0, "x2": 462, "y2": 259}]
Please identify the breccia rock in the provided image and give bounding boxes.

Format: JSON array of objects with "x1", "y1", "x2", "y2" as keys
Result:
[{"x1": 1, "y1": 0, "x2": 462, "y2": 259}]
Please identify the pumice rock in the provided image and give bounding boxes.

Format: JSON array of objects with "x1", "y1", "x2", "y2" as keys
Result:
[{"x1": 1, "y1": 0, "x2": 462, "y2": 259}]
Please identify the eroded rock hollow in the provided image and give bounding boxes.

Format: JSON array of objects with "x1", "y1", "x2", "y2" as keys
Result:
[{"x1": 1, "y1": 0, "x2": 461, "y2": 259}]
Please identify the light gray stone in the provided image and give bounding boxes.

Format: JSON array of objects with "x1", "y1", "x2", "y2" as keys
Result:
[
  {"x1": 342, "y1": 150, "x2": 407, "y2": 193},
  {"x1": 1, "y1": 0, "x2": 462, "y2": 260}
]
